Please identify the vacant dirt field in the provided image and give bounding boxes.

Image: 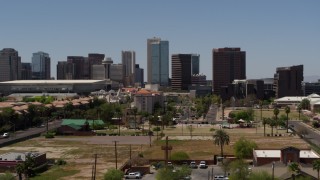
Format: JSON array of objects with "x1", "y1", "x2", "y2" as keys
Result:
[{"x1": 0, "y1": 136, "x2": 150, "y2": 180}]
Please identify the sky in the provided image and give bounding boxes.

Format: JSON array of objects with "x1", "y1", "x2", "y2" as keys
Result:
[{"x1": 0, "y1": 0, "x2": 319, "y2": 80}]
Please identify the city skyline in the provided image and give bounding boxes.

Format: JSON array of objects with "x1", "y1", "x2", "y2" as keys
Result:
[{"x1": 0, "y1": 1, "x2": 319, "y2": 80}]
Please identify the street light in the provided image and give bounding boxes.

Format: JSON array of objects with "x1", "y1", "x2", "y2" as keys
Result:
[{"x1": 272, "y1": 161, "x2": 275, "y2": 180}]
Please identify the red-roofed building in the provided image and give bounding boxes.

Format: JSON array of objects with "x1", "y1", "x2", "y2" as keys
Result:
[{"x1": 134, "y1": 89, "x2": 163, "y2": 114}]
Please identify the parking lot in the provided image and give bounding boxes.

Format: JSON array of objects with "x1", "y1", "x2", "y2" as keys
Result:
[{"x1": 142, "y1": 165, "x2": 225, "y2": 180}]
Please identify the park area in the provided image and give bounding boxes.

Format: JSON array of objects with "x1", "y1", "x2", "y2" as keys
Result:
[{"x1": 0, "y1": 109, "x2": 312, "y2": 179}]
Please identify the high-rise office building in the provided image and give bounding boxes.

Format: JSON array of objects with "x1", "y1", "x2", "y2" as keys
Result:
[
  {"x1": 110, "y1": 63, "x2": 125, "y2": 83},
  {"x1": 212, "y1": 48, "x2": 246, "y2": 95},
  {"x1": 88, "y1": 53, "x2": 105, "y2": 79},
  {"x1": 273, "y1": 65, "x2": 303, "y2": 98},
  {"x1": 122, "y1": 51, "x2": 136, "y2": 87},
  {"x1": 57, "y1": 61, "x2": 75, "y2": 80},
  {"x1": 0, "y1": 48, "x2": 21, "y2": 82},
  {"x1": 67, "y1": 56, "x2": 86, "y2": 79},
  {"x1": 147, "y1": 37, "x2": 169, "y2": 86},
  {"x1": 21, "y1": 63, "x2": 32, "y2": 80},
  {"x1": 171, "y1": 54, "x2": 192, "y2": 90},
  {"x1": 32, "y1": 51, "x2": 51, "y2": 79},
  {"x1": 191, "y1": 54, "x2": 200, "y2": 75},
  {"x1": 135, "y1": 64, "x2": 144, "y2": 87}
]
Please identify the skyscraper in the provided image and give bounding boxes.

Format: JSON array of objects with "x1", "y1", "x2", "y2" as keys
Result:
[
  {"x1": 88, "y1": 53, "x2": 105, "y2": 79},
  {"x1": 147, "y1": 37, "x2": 169, "y2": 86},
  {"x1": 212, "y1": 48, "x2": 246, "y2": 95},
  {"x1": 191, "y1": 54, "x2": 200, "y2": 75},
  {"x1": 21, "y1": 63, "x2": 32, "y2": 80},
  {"x1": 67, "y1": 56, "x2": 86, "y2": 79},
  {"x1": 135, "y1": 64, "x2": 144, "y2": 87},
  {"x1": 0, "y1": 48, "x2": 21, "y2": 82},
  {"x1": 32, "y1": 51, "x2": 51, "y2": 79},
  {"x1": 273, "y1": 65, "x2": 303, "y2": 98},
  {"x1": 122, "y1": 51, "x2": 136, "y2": 87},
  {"x1": 171, "y1": 54, "x2": 192, "y2": 90}
]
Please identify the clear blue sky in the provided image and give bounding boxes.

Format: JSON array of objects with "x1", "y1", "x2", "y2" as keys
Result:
[{"x1": 1, "y1": 0, "x2": 319, "y2": 80}]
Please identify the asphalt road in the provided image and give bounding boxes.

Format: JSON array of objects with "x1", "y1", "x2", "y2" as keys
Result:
[
  {"x1": 142, "y1": 165, "x2": 224, "y2": 180},
  {"x1": 288, "y1": 120, "x2": 320, "y2": 146},
  {"x1": 0, "y1": 120, "x2": 62, "y2": 146}
]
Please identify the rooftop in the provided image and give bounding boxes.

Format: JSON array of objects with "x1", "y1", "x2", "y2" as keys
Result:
[
  {"x1": 0, "y1": 80, "x2": 106, "y2": 84},
  {"x1": 254, "y1": 150, "x2": 320, "y2": 158}
]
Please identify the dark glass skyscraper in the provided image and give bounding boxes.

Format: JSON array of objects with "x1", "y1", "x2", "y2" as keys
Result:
[
  {"x1": 212, "y1": 48, "x2": 246, "y2": 96},
  {"x1": 32, "y1": 51, "x2": 51, "y2": 79},
  {"x1": 0, "y1": 48, "x2": 21, "y2": 82},
  {"x1": 171, "y1": 54, "x2": 192, "y2": 90}
]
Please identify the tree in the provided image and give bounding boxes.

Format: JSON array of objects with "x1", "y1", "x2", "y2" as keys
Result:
[
  {"x1": 297, "y1": 104, "x2": 302, "y2": 120},
  {"x1": 233, "y1": 137, "x2": 257, "y2": 159},
  {"x1": 156, "y1": 166, "x2": 191, "y2": 180},
  {"x1": 229, "y1": 159, "x2": 250, "y2": 180},
  {"x1": 16, "y1": 155, "x2": 36, "y2": 179},
  {"x1": 273, "y1": 107, "x2": 279, "y2": 131},
  {"x1": 213, "y1": 130, "x2": 230, "y2": 157},
  {"x1": 300, "y1": 98, "x2": 311, "y2": 110},
  {"x1": 288, "y1": 162, "x2": 300, "y2": 179},
  {"x1": 313, "y1": 159, "x2": 320, "y2": 180},
  {"x1": 285, "y1": 106, "x2": 291, "y2": 133},
  {"x1": 248, "y1": 171, "x2": 274, "y2": 180},
  {"x1": 187, "y1": 125, "x2": 194, "y2": 139},
  {"x1": 262, "y1": 118, "x2": 269, "y2": 137},
  {"x1": 269, "y1": 118, "x2": 277, "y2": 136},
  {"x1": 153, "y1": 127, "x2": 161, "y2": 140},
  {"x1": 132, "y1": 107, "x2": 138, "y2": 130},
  {"x1": 103, "y1": 168, "x2": 124, "y2": 180}
]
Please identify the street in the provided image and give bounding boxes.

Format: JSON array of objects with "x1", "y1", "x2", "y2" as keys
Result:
[{"x1": 289, "y1": 120, "x2": 320, "y2": 146}]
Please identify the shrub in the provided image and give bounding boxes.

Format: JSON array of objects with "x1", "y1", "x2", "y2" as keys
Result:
[
  {"x1": 160, "y1": 132, "x2": 165, "y2": 137},
  {"x1": 313, "y1": 121, "x2": 320, "y2": 128},
  {"x1": 170, "y1": 151, "x2": 190, "y2": 161},
  {"x1": 56, "y1": 159, "x2": 67, "y2": 165},
  {"x1": 45, "y1": 133, "x2": 54, "y2": 139}
]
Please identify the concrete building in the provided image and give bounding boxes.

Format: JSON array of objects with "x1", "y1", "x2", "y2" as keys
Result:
[
  {"x1": 191, "y1": 54, "x2": 200, "y2": 75},
  {"x1": 91, "y1": 64, "x2": 106, "y2": 80},
  {"x1": 171, "y1": 54, "x2": 192, "y2": 90},
  {"x1": 0, "y1": 80, "x2": 112, "y2": 95},
  {"x1": 212, "y1": 47, "x2": 246, "y2": 96},
  {"x1": 273, "y1": 65, "x2": 303, "y2": 98},
  {"x1": 110, "y1": 64, "x2": 125, "y2": 84},
  {"x1": 122, "y1": 51, "x2": 136, "y2": 87},
  {"x1": 262, "y1": 78, "x2": 275, "y2": 99},
  {"x1": 134, "y1": 89, "x2": 163, "y2": 114},
  {"x1": 147, "y1": 37, "x2": 169, "y2": 86},
  {"x1": 21, "y1": 63, "x2": 32, "y2": 80},
  {"x1": 303, "y1": 80, "x2": 320, "y2": 96},
  {"x1": 135, "y1": 64, "x2": 144, "y2": 87},
  {"x1": 88, "y1": 53, "x2": 105, "y2": 79},
  {"x1": 31, "y1": 51, "x2": 51, "y2": 79},
  {"x1": 0, "y1": 48, "x2": 21, "y2": 82},
  {"x1": 191, "y1": 74, "x2": 207, "y2": 86}
]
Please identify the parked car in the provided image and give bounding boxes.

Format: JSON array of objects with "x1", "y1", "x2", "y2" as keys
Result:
[
  {"x1": 167, "y1": 161, "x2": 173, "y2": 167},
  {"x1": 125, "y1": 172, "x2": 142, "y2": 179},
  {"x1": 1, "y1": 133, "x2": 9, "y2": 138},
  {"x1": 189, "y1": 161, "x2": 197, "y2": 169},
  {"x1": 199, "y1": 161, "x2": 207, "y2": 168},
  {"x1": 214, "y1": 175, "x2": 229, "y2": 180}
]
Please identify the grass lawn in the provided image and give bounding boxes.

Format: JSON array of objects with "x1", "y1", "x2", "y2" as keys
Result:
[
  {"x1": 253, "y1": 109, "x2": 308, "y2": 120},
  {"x1": 31, "y1": 166, "x2": 80, "y2": 180}
]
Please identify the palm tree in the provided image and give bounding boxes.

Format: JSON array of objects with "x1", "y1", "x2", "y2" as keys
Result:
[
  {"x1": 269, "y1": 118, "x2": 277, "y2": 136},
  {"x1": 262, "y1": 118, "x2": 269, "y2": 137},
  {"x1": 313, "y1": 159, "x2": 320, "y2": 180},
  {"x1": 285, "y1": 106, "x2": 291, "y2": 133},
  {"x1": 132, "y1": 107, "x2": 138, "y2": 131},
  {"x1": 288, "y1": 162, "x2": 300, "y2": 179},
  {"x1": 273, "y1": 107, "x2": 280, "y2": 134},
  {"x1": 114, "y1": 106, "x2": 122, "y2": 136},
  {"x1": 297, "y1": 104, "x2": 302, "y2": 120},
  {"x1": 213, "y1": 129, "x2": 230, "y2": 157}
]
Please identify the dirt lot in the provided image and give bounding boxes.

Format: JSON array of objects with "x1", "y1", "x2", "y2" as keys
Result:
[{"x1": 0, "y1": 136, "x2": 150, "y2": 180}]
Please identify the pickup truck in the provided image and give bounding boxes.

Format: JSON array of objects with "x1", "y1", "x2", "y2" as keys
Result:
[{"x1": 124, "y1": 172, "x2": 141, "y2": 179}]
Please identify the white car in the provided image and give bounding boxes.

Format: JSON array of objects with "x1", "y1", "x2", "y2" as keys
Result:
[
  {"x1": 2, "y1": 133, "x2": 9, "y2": 138},
  {"x1": 199, "y1": 161, "x2": 207, "y2": 168},
  {"x1": 125, "y1": 172, "x2": 141, "y2": 179}
]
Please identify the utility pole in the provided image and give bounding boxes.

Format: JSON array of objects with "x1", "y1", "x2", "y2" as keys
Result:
[
  {"x1": 161, "y1": 136, "x2": 172, "y2": 166},
  {"x1": 113, "y1": 141, "x2": 119, "y2": 169},
  {"x1": 93, "y1": 154, "x2": 97, "y2": 180},
  {"x1": 129, "y1": 144, "x2": 132, "y2": 167}
]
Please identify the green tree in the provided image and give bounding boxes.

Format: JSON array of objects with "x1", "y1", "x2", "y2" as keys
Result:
[
  {"x1": 233, "y1": 137, "x2": 257, "y2": 159},
  {"x1": 103, "y1": 168, "x2": 124, "y2": 180},
  {"x1": 153, "y1": 127, "x2": 161, "y2": 140},
  {"x1": 229, "y1": 159, "x2": 250, "y2": 180},
  {"x1": 213, "y1": 130, "x2": 230, "y2": 157},
  {"x1": 262, "y1": 118, "x2": 269, "y2": 137},
  {"x1": 15, "y1": 155, "x2": 35, "y2": 179},
  {"x1": 269, "y1": 118, "x2": 277, "y2": 136},
  {"x1": 273, "y1": 107, "x2": 279, "y2": 130},
  {"x1": 285, "y1": 106, "x2": 291, "y2": 133},
  {"x1": 288, "y1": 162, "x2": 300, "y2": 179},
  {"x1": 312, "y1": 159, "x2": 320, "y2": 180},
  {"x1": 187, "y1": 125, "x2": 194, "y2": 139},
  {"x1": 297, "y1": 104, "x2": 302, "y2": 120},
  {"x1": 248, "y1": 171, "x2": 275, "y2": 180},
  {"x1": 300, "y1": 98, "x2": 311, "y2": 110},
  {"x1": 156, "y1": 166, "x2": 191, "y2": 180}
]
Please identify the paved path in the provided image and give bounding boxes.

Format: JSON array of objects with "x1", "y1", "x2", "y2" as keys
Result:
[{"x1": 289, "y1": 120, "x2": 320, "y2": 146}]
